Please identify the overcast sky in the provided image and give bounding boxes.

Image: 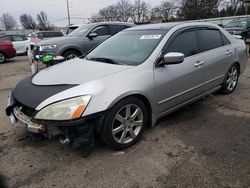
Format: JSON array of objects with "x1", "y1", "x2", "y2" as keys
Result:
[{"x1": 0, "y1": 0, "x2": 163, "y2": 27}]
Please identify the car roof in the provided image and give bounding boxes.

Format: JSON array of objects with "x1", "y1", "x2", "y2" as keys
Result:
[
  {"x1": 126, "y1": 22, "x2": 219, "y2": 31},
  {"x1": 81, "y1": 22, "x2": 134, "y2": 27},
  {"x1": 36, "y1": 31, "x2": 63, "y2": 33}
]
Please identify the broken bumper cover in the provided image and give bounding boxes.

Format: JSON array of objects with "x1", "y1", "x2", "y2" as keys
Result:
[
  {"x1": 13, "y1": 106, "x2": 46, "y2": 134},
  {"x1": 5, "y1": 94, "x2": 95, "y2": 136}
]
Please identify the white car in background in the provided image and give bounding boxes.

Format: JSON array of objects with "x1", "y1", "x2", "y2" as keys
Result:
[{"x1": 0, "y1": 35, "x2": 30, "y2": 54}]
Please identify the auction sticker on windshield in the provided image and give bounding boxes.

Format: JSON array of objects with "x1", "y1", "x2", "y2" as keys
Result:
[{"x1": 140, "y1": 35, "x2": 162, "y2": 40}]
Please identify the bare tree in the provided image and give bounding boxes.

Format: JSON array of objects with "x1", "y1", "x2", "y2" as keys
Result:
[
  {"x1": 20, "y1": 14, "x2": 37, "y2": 29},
  {"x1": 99, "y1": 5, "x2": 120, "y2": 21},
  {"x1": 116, "y1": 0, "x2": 133, "y2": 22},
  {"x1": 37, "y1": 11, "x2": 54, "y2": 30},
  {"x1": 91, "y1": 0, "x2": 132, "y2": 22},
  {"x1": 0, "y1": 13, "x2": 17, "y2": 30},
  {"x1": 219, "y1": 0, "x2": 244, "y2": 15},
  {"x1": 181, "y1": 0, "x2": 219, "y2": 20},
  {"x1": 220, "y1": 0, "x2": 243, "y2": 10},
  {"x1": 90, "y1": 5, "x2": 120, "y2": 22},
  {"x1": 90, "y1": 14, "x2": 102, "y2": 23},
  {"x1": 153, "y1": 1, "x2": 176, "y2": 22},
  {"x1": 131, "y1": 0, "x2": 150, "y2": 24}
]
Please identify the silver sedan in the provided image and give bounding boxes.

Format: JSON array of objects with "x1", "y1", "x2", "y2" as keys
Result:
[{"x1": 6, "y1": 22, "x2": 248, "y2": 150}]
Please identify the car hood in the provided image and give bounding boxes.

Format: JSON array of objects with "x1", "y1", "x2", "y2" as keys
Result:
[
  {"x1": 36, "y1": 36, "x2": 79, "y2": 46},
  {"x1": 32, "y1": 58, "x2": 133, "y2": 85}
]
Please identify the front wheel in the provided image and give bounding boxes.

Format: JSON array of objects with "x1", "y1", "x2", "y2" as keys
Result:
[
  {"x1": 221, "y1": 63, "x2": 239, "y2": 94},
  {"x1": 0, "y1": 52, "x2": 6, "y2": 64},
  {"x1": 63, "y1": 50, "x2": 80, "y2": 60},
  {"x1": 101, "y1": 97, "x2": 148, "y2": 150}
]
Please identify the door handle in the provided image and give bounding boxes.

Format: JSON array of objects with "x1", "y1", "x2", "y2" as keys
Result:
[
  {"x1": 226, "y1": 50, "x2": 232, "y2": 55},
  {"x1": 194, "y1": 61, "x2": 204, "y2": 67}
]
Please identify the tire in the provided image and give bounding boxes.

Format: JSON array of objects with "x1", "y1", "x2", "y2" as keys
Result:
[
  {"x1": 0, "y1": 52, "x2": 6, "y2": 64},
  {"x1": 63, "y1": 50, "x2": 81, "y2": 60},
  {"x1": 221, "y1": 63, "x2": 239, "y2": 94},
  {"x1": 101, "y1": 97, "x2": 148, "y2": 150}
]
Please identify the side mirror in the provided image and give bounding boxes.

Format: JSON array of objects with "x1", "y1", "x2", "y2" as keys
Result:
[
  {"x1": 88, "y1": 32, "x2": 98, "y2": 39},
  {"x1": 161, "y1": 52, "x2": 184, "y2": 65}
]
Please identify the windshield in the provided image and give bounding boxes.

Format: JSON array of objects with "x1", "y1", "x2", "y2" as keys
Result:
[
  {"x1": 86, "y1": 30, "x2": 166, "y2": 65},
  {"x1": 225, "y1": 19, "x2": 247, "y2": 28},
  {"x1": 68, "y1": 25, "x2": 91, "y2": 37}
]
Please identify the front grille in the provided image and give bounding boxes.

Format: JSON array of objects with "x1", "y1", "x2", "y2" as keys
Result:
[{"x1": 15, "y1": 100, "x2": 36, "y2": 117}]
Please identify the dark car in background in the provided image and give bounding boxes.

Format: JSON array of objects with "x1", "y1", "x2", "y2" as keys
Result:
[
  {"x1": 224, "y1": 18, "x2": 250, "y2": 41},
  {"x1": 0, "y1": 41, "x2": 16, "y2": 63},
  {"x1": 33, "y1": 22, "x2": 134, "y2": 60},
  {"x1": 30, "y1": 31, "x2": 64, "y2": 48}
]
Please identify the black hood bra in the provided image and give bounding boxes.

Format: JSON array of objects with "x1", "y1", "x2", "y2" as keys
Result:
[{"x1": 13, "y1": 76, "x2": 77, "y2": 109}]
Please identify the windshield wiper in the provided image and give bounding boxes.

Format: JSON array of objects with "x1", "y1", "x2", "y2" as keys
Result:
[{"x1": 88, "y1": 57, "x2": 121, "y2": 65}]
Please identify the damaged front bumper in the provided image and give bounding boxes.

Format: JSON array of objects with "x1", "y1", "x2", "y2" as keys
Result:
[
  {"x1": 5, "y1": 94, "x2": 103, "y2": 149},
  {"x1": 6, "y1": 95, "x2": 47, "y2": 134}
]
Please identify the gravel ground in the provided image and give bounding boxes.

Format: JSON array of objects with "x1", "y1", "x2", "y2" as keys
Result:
[{"x1": 0, "y1": 56, "x2": 249, "y2": 188}]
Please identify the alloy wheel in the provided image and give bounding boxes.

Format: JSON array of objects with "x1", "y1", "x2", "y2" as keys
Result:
[
  {"x1": 226, "y1": 65, "x2": 238, "y2": 91},
  {"x1": 112, "y1": 104, "x2": 144, "y2": 144},
  {"x1": 66, "y1": 53, "x2": 78, "y2": 60}
]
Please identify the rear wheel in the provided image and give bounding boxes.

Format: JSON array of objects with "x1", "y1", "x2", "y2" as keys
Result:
[
  {"x1": 101, "y1": 97, "x2": 148, "y2": 150},
  {"x1": 0, "y1": 52, "x2": 6, "y2": 64},
  {"x1": 221, "y1": 63, "x2": 239, "y2": 94},
  {"x1": 63, "y1": 50, "x2": 81, "y2": 60}
]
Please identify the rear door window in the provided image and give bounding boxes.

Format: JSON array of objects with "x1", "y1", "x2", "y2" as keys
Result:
[
  {"x1": 35, "y1": 32, "x2": 43, "y2": 39},
  {"x1": 165, "y1": 30, "x2": 198, "y2": 58},
  {"x1": 51, "y1": 32, "x2": 63, "y2": 37},
  {"x1": 109, "y1": 25, "x2": 129, "y2": 35},
  {"x1": 91, "y1": 26, "x2": 110, "y2": 36},
  {"x1": 197, "y1": 29, "x2": 223, "y2": 52},
  {"x1": 43, "y1": 32, "x2": 50, "y2": 38}
]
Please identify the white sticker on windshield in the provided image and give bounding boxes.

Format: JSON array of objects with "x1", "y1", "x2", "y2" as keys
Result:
[{"x1": 140, "y1": 34, "x2": 162, "y2": 40}]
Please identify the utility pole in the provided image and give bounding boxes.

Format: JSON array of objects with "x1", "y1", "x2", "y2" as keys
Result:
[{"x1": 66, "y1": 0, "x2": 71, "y2": 25}]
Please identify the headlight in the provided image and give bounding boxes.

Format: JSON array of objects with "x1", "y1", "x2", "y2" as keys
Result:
[
  {"x1": 39, "y1": 44, "x2": 58, "y2": 51},
  {"x1": 34, "y1": 95, "x2": 91, "y2": 120}
]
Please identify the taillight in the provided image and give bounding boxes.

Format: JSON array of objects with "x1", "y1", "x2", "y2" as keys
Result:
[
  {"x1": 0, "y1": 41, "x2": 13, "y2": 47},
  {"x1": 9, "y1": 42, "x2": 14, "y2": 47}
]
